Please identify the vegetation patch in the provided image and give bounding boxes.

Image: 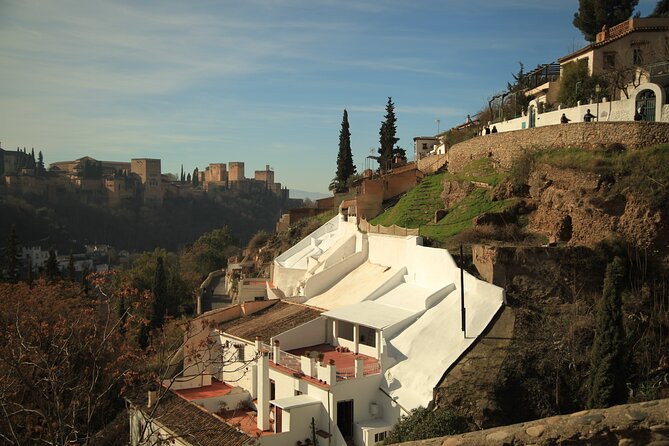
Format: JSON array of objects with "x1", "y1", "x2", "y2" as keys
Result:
[
  {"x1": 371, "y1": 173, "x2": 446, "y2": 228},
  {"x1": 420, "y1": 189, "x2": 517, "y2": 245}
]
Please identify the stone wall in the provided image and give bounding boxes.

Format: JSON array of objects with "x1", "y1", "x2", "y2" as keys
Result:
[
  {"x1": 417, "y1": 154, "x2": 449, "y2": 174},
  {"x1": 447, "y1": 122, "x2": 669, "y2": 173},
  {"x1": 401, "y1": 398, "x2": 669, "y2": 446}
]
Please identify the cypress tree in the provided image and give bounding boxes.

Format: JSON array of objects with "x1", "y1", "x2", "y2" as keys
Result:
[
  {"x1": 36, "y1": 151, "x2": 45, "y2": 177},
  {"x1": 378, "y1": 97, "x2": 399, "y2": 172},
  {"x1": 333, "y1": 109, "x2": 355, "y2": 192},
  {"x1": 573, "y1": 0, "x2": 639, "y2": 42},
  {"x1": 27, "y1": 258, "x2": 33, "y2": 288},
  {"x1": 186, "y1": 172, "x2": 191, "y2": 183},
  {"x1": 192, "y1": 168, "x2": 199, "y2": 187},
  {"x1": 180, "y1": 165, "x2": 185, "y2": 182},
  {"x1": 67, "y1": 251, "x2": 75, "y2": 282},
  {"x1": 4, "y1": 226, "x2": 19, "y2": 283},
  {"x1": 45, "y1": 248, "x2": 60, "y2": 282},
  {"x1": 81, "y1": 266, "x2": 90, "y2": 296},
  {"x1": 151, "y1": 256, "x2": 167, "y2": 328},
  {"x1": 0, "y1": 145, "x2": 6, "y2": 176},
  {"x1": 588, "y1": 256, "x2": 627, "y2": 408}
]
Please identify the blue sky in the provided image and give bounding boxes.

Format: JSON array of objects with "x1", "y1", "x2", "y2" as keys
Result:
[{"x1": 0, "y1": 0, "x2": 657, "y2": 193}]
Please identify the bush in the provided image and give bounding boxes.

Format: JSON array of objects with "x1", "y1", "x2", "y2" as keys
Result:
[{"x1": 384, "y1": 407, "x2": 469, "y2": 444}]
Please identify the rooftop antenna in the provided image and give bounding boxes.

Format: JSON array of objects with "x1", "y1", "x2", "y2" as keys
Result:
[{"x1": 436, "y1": 119, "x2": 441, "y2": 135}]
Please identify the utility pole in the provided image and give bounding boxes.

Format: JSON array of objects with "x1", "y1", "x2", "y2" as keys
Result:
[{"x1": 436, "y1": 119, "x2": 441, "y2": 135}]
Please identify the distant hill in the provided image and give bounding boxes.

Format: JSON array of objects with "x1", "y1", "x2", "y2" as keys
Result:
[
  {"x1": 289, "y1": 189, "x2": 330, "y2": 201},
  {"x1": 0, "y1": 188, "x2": 297, "y2": 253}
]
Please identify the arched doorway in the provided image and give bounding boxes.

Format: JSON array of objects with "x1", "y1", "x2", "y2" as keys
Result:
[
  {"x1": 529, "y1": 105, "x2": 536, "y2": 128},
  {"x1": 636, "y1": 89, "x2": 656, "y2": 122}
]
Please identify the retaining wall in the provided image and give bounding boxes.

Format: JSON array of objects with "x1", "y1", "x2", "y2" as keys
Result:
[
  {"x1": 447, "y1": 121, "x2": 669, "y2": 173},
  {"x1": 401, "y1": 398, "x2": 669, "y2": 446}
]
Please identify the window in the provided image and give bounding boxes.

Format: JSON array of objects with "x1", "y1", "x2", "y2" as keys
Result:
[
  {"x1": 339, "y1": 321, "x2": 354, "y2": 341},
  {"x1": 359, "y1": 325, "x2": 376, "y2": 347},
  {"x1": 294, "y1": 390, "x2": 302, "y2": 396},
  {"x1": 374, "y1": 431, "x2": 387, "y2": 443},
  {"x1": 603, "y1": 52, "x2": 616, "y2": 69},
  {"x1": 270, "y1": 380, "x2": 276, "y2": 400},
  {"x1": 633, "y1": 48, "x2": 643, "y2": 66}
]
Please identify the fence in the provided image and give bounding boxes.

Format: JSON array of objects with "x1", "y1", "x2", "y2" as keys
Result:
[{"x1": 359, "y1": 218, "x2": 419, "y2": 237}]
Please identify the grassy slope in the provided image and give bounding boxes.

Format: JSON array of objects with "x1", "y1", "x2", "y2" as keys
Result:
[
  {"x1": 536, "y1": 144, "x2": 669, "y2": 207},
  {"x1": 371, "y1": 158, "x2": 516, "y2": 245}
]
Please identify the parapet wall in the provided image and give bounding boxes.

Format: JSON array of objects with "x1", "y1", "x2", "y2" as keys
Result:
[{"x1": 447, "y1": 122, "x2": 669, "y2": 173}]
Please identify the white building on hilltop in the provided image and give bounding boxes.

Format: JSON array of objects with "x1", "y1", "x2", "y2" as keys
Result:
[{"x1": 129, "y1": 214, "x2": 505, "y2": 446}]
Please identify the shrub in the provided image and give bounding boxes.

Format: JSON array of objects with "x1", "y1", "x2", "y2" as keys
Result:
[{"x1": 384, "y1": 407, "x2": 469, "y2": 444}]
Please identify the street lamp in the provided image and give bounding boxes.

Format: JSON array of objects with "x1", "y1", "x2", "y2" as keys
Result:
[{"x1": 595, "y1": 84, "x2": 601, "y2": 122}]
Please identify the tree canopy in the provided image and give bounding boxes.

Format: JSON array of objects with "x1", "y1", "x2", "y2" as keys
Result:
[
  {"x1": 558, "y1": 59, "x2": 608, "y2": 107},
  {"x1": 181, "y1": 226, "x2": 238, "y2": 276},
  {"x1": 573, "y1": 0, "x2": 639, "y2": 42},
  {"x1": 650, "y1": 0, "x2": 669, "y2": 16},
  {"x1": 0, "y1": 280, "x2": 135, "y2": 444}
]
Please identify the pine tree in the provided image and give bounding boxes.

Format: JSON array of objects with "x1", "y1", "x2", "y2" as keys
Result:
[
  {"x1": 650, "y1": 0, "x2": 669, "y2": 16},
  {"x1": 332, "y1": 109, "x2": 355, "y2": 192},
  {"x1": 588, "y1": 256, "x2": 627, "y2": 408},
  {"x1": 45, "y1": 248, "x2": 60, "y2": 282},
  {"x1": 4, "y1": 226, "x2": 19, "y2": 283},
  {"x1": 574, "y1": 0, "x2": 639, "y2": 42},
  {"x1": 378, "y1": 97, "x2": 399, "y2": 172},
  {"x1": 151, "y1": 256, "x2": 167, "y2": 328}
]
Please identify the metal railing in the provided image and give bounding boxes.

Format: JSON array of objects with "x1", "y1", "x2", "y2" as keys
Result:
[{"x1": 335, "y1": 362, "x2": 382, "y2": 381}]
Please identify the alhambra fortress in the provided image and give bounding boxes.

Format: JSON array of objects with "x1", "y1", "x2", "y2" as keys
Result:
[{"x1": 0, "y1": 151, "x2": 288, "y2": 205}]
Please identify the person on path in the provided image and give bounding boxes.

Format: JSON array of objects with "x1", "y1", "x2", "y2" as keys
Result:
[
  {"x1": 560, "y1": 113, "x2": 571, "y2": 124},
  {"x1": 583, "y1": 109, "x2": 595, "y2": 122}
]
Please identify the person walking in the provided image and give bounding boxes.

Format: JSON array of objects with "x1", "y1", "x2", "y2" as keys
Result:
[
  {"x1": 560, "y1": 113, "x2": 571, "y2": 124},
  {"x1": 583, "y1": 109, "x2": 595, "y2": 122}
]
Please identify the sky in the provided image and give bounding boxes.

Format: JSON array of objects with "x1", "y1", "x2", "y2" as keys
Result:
[{"x1": 0, "y1": 0, "x2": 658, "y2": 194}]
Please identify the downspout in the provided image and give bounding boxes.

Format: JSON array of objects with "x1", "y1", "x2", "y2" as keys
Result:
[{"x1": 328, "y1": 388, "x2": 332, "y2": 446}]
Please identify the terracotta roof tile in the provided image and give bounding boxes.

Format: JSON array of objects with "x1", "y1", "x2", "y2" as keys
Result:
[
  {"x1": 219, "y1": 301, "x2": 323, "y2": 342},
  {"x1": 129, "y1": 388, "x2": 253, "y2": 446}
]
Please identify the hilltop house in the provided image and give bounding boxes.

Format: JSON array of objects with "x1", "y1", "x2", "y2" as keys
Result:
[{"x1": 129, "y1": 214, "x2": 505, "y2": 446}]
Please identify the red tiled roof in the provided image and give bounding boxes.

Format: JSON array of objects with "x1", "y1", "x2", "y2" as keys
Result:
[
  {"x1": 218, "y1": 301, "x2": 323, "y2": 342},
  {"x1": 128, "y1": 387, "x2": 252, "y2": 446}
]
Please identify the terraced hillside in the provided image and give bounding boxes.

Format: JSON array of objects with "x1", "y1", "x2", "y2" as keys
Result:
[{"x1": 371, "y1": 158, "x2": 518, "y2": 246}]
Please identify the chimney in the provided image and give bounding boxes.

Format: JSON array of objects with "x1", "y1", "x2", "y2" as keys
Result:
[
  {"x1": 272, "y1": 340, "x2": 281, "y2": 364},
  {"x1": 147, "y1": 389, "x2": 158, "y2": 408},
  {"x1": 255, "y1": 336, "x2": 262, "y2": 354},
  {"x1": 257, "y1": 352, "x2": 270, "y2": 431}
]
